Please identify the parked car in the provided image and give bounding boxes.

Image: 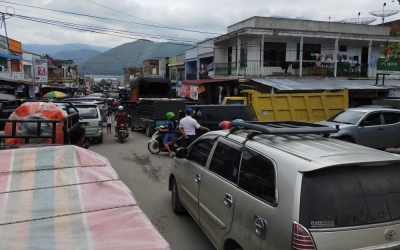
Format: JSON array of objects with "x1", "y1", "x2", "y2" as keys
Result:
[
  {"x1": 67, "y1": 103, "x2": 103, "y2": 143},
  {"x1": 74, "y1": 92, "x2": 85, "y2": 98},
  {"x1": 169, "y1": 121, "x2": 400, "y2": 250},
  {"x1": 317, "y1": 106, "x2": 400, "y2": 149}
]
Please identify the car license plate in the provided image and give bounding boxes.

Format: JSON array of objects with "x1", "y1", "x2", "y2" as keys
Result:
[{"x1": 79, "y1": 122, "x2": 89, "y2": 127}]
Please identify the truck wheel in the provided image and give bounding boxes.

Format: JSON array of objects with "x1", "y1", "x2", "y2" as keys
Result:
[
  {"x1": 145, "y1": 125, "x2": 154, "y2": 137},
  {"x1": 172, "y1": 179, "x2": 185, "y2": 214},
  {"x1": 131, "y1": 122, "x2": 135, "y2": 131}
]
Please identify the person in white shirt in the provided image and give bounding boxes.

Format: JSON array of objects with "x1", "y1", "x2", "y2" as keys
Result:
[{"x1": 178, "y1": 107, "x2": 210, "y2": 147}]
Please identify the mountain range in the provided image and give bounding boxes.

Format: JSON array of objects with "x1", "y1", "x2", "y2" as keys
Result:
[{"x1": 23, "y1": 40, "x2": 193, "y2": 75}]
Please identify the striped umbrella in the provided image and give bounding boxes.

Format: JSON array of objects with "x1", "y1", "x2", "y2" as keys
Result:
[{"x1": 42, "y1": 91, "x2": 68, "y2": 99}]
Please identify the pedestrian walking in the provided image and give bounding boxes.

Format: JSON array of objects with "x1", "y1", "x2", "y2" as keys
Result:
[
  {"x1": 106, "y1": 113, "x2": 112, "y2": 134},
  {"x1": 178, "y1": 107, "x2": 210, "y2": 147}
]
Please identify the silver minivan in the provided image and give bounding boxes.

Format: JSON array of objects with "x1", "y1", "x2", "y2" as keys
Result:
[
  {"x1": 68, "y1": 103, "x2": 103, "y2": 143},
  {"x1": 169, "y1": 121, "x2": 400, "y2": 250},
  {"x1": 64, "y1": 97, "x2": 107, "y2": 121}
]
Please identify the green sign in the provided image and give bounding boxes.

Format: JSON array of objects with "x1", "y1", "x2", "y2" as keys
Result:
[{"x1": 377, "y1": 58, "x2": 400, "y2": 75}]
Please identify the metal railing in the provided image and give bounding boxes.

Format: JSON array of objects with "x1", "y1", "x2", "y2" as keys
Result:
[{"x1": 214, "y1": 60, "x2": 368, "y2": 77}]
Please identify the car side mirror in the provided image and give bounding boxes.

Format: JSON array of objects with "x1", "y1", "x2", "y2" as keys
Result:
[
  {"x1": 361, "y1": 121, "x2": 370, "y2": 127},
  {"x1": 175, "y1": 147, "x2": 187, "y2": 159}
]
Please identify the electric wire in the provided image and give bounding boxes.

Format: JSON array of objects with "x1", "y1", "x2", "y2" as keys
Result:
[{"x1": 0, "y1": 0, "x2": 222, "y2": 36}]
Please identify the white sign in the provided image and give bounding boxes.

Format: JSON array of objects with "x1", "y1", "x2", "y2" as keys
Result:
[{"x1": 34, "y1": 59, "x2": 48, "y2": 83}]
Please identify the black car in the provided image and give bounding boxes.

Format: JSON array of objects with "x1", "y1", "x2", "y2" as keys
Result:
[{"x1": 187, "y1": 104, "x2": 258, "y2": 131}]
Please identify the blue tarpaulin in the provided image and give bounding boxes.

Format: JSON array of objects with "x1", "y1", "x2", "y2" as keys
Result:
[{"x1": 0, "y1": 53, "x2": 22, "y2": 60}]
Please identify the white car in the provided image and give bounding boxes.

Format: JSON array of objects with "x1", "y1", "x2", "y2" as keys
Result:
[{"x1": 68, "y1": 103, "x2": 103, "y2": 143}]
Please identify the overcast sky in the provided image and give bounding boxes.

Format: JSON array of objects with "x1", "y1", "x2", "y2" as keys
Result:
[{"x1": 2, "y1": 0, "x2": 400, "y2": 49}]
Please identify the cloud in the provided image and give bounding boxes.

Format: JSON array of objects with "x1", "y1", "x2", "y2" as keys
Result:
[{"x1": 2, "y1": 0, "x2": 400, "y2": 49}]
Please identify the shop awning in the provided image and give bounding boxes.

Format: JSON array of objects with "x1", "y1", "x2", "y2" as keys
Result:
[
  {"x1": 182, "y1": 78, "x2": 237, "y2": 86},
  {"x1": 0, "y1": 53, "x2": 22, "y2": 60}
]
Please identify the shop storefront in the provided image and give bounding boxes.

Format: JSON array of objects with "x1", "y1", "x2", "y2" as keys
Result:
[{"x1": 0, "y1": 79, "x2": 32, "y2": 99}]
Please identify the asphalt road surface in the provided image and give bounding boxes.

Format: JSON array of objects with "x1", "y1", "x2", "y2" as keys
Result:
[{"x1": 89, "y1": 128, "x2": 215, "y2": 250}]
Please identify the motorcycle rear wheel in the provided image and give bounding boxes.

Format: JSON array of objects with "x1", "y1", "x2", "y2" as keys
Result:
[
  {"x1": 119, "y1": 135, "x2": 125, "y2": 143},
  {"x1": 148, "y1": 140, "x2": 160, "y2": 154}
]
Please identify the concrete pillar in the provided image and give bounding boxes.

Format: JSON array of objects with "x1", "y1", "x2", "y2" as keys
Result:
[
  {"x1": 334, "y1": 38, "x2": 338, "y2": 77},
  {"x1": 261, "y1": 34, "x2": 264, "y2": 71},
  {"x1": 236, "y1": 36, "x2": 241, "y2": 76},
  {"x1": 300, "y1": 36, "x2": 303, "y2": 77},
  {"x1": 368, "y1": 39, "x2": 372, "y2": 78}
]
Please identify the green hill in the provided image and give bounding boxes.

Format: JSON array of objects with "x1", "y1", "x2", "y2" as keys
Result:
[{"x1": 80, "y1": 40, "x2": 193, "y2": 75}]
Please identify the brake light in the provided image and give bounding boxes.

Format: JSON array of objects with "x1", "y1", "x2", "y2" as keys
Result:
[
  {"x1": 292, "y1": 222, "x2": 316, "y2": 250},
  {"x1": 120, "y1": 124, "x2": 125, "y2": 127}
]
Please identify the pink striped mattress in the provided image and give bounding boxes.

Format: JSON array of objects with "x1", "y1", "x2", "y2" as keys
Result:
[{"x1": 0, "y1": 145, "x2": 170, "y2": 250}]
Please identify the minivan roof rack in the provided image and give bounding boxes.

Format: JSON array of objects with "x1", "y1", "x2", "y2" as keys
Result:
[{"x1": 229, "y1": 121, "x2": 337, "y2": 137}]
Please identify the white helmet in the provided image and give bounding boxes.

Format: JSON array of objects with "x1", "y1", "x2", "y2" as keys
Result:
[{"x1": 117, "y1": 105, "x2": 124, "y2": 111}]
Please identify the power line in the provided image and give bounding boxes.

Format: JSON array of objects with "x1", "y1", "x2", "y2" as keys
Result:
[
  {"x1": 0, "y1": 0, "x2": 222, "y2": 36},
  {"x1": 12, "y1": 13, "x2": 205, "y2": 45}
]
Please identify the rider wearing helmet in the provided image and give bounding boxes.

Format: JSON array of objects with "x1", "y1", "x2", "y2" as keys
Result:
[
  {"x1": 178, "y1": 107, "x2": 210, "y2": 148},
  {"x1": 219, "y1": 120, "x2": 231, "y2": 130},
  {"x1": 231, "y1": 118, "x2": 244, "y2": 128},
  {"x1": 114, "y1": 105, "x2": 129, "y2": 136},
  {"x1": 161, "y1": 112, "x2": 178, "y2": 158}
]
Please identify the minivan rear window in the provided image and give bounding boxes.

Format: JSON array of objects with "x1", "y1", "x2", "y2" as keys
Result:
[
  {"x1": 74, "y1": 107, "x2": 99, "y2": 119},
  {"x1": 299, "y1": 164, "x2": 400, "y2": 229}
]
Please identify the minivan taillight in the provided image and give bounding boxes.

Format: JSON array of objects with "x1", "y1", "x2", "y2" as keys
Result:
[{"x1": 292, "y1": 222, "x2": 316, "y2": 250}]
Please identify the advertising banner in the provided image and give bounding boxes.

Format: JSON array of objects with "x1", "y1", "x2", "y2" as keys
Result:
[
  {"x1": 177, "y1": 84, "x2": 199, "y2": 100},
  {"x1": 34, "y1": 59, "x2": 48, "y2": 83}
]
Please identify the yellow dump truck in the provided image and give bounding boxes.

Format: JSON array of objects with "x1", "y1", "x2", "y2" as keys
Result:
[{"x1": 223, "y1": 89, "x2": 348, "y2": 122}]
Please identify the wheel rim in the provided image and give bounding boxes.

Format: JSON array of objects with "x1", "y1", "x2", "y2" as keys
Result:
[{"x1": 148, "y1": 141, "x2": 160, "y2": 154}]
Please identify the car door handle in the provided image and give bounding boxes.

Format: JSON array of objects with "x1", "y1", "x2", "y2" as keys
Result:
[
  {"x1": 378, "y1": 128, "x2": 384, "y2": 131},
  {"x1": 195, "y1": 174, "x2": 201, "y2": 184},
  {"x1": 254, "y1": 215, "x2": 267, "y2": 240},
  {"x1": 223, "y1": 193, "x2": 233, "y2": 207}
]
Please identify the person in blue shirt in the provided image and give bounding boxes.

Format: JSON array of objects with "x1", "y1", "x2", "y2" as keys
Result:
[{"x1": 162, "y1": 112, "x2": 178, "y2": 158}]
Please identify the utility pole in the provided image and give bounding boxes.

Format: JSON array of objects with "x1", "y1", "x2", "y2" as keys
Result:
[{"x1": 32, "y1": 59, "x2": 36, "y2": 100}]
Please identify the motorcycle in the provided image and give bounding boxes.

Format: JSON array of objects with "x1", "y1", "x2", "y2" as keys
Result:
[
  {"x1": 147, "y1": 125, "x2": 182, "y2": 154},
  {"x1": 117, "y1": 123, "x2": 129, "y2": 143}
]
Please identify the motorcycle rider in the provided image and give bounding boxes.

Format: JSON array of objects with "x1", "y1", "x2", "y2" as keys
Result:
[
  {"x1": 114, "y1": 105, "x2": 129, "y2": 137},
  {"x1": 161, "y1": 112, "x2": 178, "y2": 158}
]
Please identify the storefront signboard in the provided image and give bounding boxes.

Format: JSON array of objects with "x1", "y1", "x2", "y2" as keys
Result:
[
  {"x1": 34, "y1": 59, "x2": 48, "y2": 82},
  {"x1": 377, "y1": 58, "x2": 400, "y2": 75}
]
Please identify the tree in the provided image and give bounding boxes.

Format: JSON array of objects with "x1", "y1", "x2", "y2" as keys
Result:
[{"x1": 381, "y1": 42, "x2": 400, "y2": 63}]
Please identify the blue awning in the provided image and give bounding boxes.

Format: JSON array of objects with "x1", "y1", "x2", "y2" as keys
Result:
[{"x1": 0, "y1": 53, "x2": 22, "y2": 60}]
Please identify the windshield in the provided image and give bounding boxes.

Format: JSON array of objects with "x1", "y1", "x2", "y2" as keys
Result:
[
  {"x1": 327, "y1": 110, "x2": 367, "y2": 124},
  {"x1": 73, "y1": 107, "x2": 99, "y2": 119},
  {"x1": 300, "y1": 164, "x2": 400, "y2": 229}
]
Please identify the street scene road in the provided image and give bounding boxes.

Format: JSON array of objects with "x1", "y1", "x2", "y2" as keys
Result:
[{"x1": 89, "y1": 128, "x2": 215, "y2": 250}]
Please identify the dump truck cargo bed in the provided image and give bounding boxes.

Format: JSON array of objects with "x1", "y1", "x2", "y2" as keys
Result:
[{"x1": 224, "y1": 89, "x2": 348, "y2": 122}]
